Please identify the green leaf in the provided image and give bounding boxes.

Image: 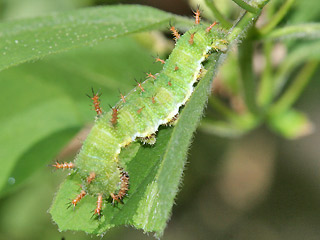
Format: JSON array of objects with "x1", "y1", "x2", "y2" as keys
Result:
[
  {"x1": 268, "y1": 109, "x2": 314, "y2": 139},
  {"x1": 264, "y1": 23, "x2": 320, "y2": 40},
  {"x1": 49, "y1": 57, "x2": 221, "y2": 237},
  {"x1": 0, "y1": 5, "x2": 179, "y2": 72}
]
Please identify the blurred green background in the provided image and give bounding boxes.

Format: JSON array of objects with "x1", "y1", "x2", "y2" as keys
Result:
[{"x1": 0, "y1": 0, "x2": 319, "y2": 239}]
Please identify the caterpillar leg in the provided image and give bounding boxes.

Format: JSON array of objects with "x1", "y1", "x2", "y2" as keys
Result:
[
  {"x1": 139, "y1": 134, "x2": 156, "y2": 145},
  {"x1": 212, "y1": 39, "x2": 228, "y2": 53},
  {"x1": 196, "y1": 66, "x2": 207, "y2": 81},
  {"x1": 167, "y1": 113, "x2": 179, "y2": 126}
]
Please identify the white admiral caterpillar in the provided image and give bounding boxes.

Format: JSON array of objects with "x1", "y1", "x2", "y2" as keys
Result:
[{"x1": 53, "y1": 10, "x2": 228, "y2": 217}]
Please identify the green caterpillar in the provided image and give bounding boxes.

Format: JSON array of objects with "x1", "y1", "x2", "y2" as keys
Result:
[{"x1": 53, "y1": 10, "x2": 228, "y2": 216}]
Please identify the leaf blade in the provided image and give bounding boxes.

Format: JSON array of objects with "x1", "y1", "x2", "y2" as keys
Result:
[{"x1": 0, "y1": 5, "x2": 176, "y2": 71}]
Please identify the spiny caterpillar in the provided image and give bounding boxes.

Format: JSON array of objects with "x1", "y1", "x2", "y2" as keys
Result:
[{"x1": 53, "y1": 9, "x2": 228, "y2": 216}]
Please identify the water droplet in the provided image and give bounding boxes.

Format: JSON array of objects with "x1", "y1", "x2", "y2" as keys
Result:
[{"x1": 8, "y1": 177, "x2": 15, "y2": 185}]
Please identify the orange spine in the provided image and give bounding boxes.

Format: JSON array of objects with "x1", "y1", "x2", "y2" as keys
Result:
[
  {"x1": 111, "y1": 107, "x2": 118, "y2": 126},
  {"x1": 71, "y1": 190, "x2": 86, "y2": 207},
  {"x1": 53, "y1": 162, "x2": 74, "y2": 169},
  {"x1": 87, "y1": 88, "x2": 102, "y2": 115},
  {"x1": 111, "y1": 170, "x2": 129, "y2": 203},
  {"x1": 94, "y1": 194, "x2": 103, "y2": 215}
]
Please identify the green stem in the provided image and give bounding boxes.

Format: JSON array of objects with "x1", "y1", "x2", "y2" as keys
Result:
[
  {"x1": 231, "y1": 0, "x2": 260, "y2": 13},
  {"x1": 270, "y1": 61, "x2": 319, "y2": 115},
  {"x1": 204, "y1": 0, "x2": 233, "y2": 29},
  {"x1": 257, "y1": 41, "x2": 273, "y2": 107},
  {"x1": 225, "y1": 0, "x2": 269, "y2": 115},
  {"x1": 260, "y1": 0, "x2": 295, "y2": 35},
  {"x1": 238, "y1": 38, "x2": 258, "y2": 114},
  {"x1": 227, "y1": 9, "x2": 261, "y2": 43}
]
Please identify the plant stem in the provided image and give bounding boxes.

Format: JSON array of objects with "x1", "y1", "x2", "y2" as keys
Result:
[
  {"x1": 270, "y1": 61, "x2": 318, "y2": 115},
  {"x1": 224, "y1": 0, "x2": 269, "y2": 116},
  {"x1": 257, "y1": 41, "x2": 273, "y2": 107},
  {"x1": 260, "y1": 0, "x2": 295, "y2": 35},
  {"x1": 204, "y1": 0, "x2": 233, "y2": 29},
  {"x1": 231, "y1": 0, "x2": 260, "y2": 13},
  {"x1": 226, "y1": 6, "x2": 263, "y2": 43},
  {"x1": 238, "y1": 38, "x2": 258, "y2": 114}
]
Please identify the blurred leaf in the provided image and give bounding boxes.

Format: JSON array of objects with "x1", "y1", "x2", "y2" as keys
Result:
[
  {"x1": 1, "y1": 0, "x2": 92, "y2": 20},
  {"x1": 217, "y1": 51, "x2": 241, "y2": 95},
  {"x1": 0, "y1": 36, "x2": 161, "y2": 196},
  {"x1": 268, "y1": 109, "x2": 314, "y2": 139},
  {"x1": 273, "y1": 40, "x2": 320, "y2": 97},
  {"x1": 199, "y1": 110, "x2": 257, "y2": 138},
  {"x1": 0, "y1": 5, "x2": 184, "y2": 72},
  {"x1": 264, "y1": 23, "x2": 320, "y2": 40},
  {"x1": 50, "y1": 56, "x2": 222, "y2": 237},
  {"x1": 289, "y1": 0, "x2": 320, "y2": 23},
  {"x1": 0, "y1": 87, "x2": 81, "y2": 195}
]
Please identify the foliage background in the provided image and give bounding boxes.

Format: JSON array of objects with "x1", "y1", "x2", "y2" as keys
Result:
[{"x1": 0, "y1": 0, "x2": 319, "y2": 239}]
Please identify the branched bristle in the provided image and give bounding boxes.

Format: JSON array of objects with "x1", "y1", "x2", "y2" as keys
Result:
[
  {"x1": 111, "y1": 170, "x2": 130, "y2": 204},
  {"x1": 154, "y1": 57, "x2": 165, "y2": 64},
  {"x1": 70, "y1": 190, "x2": 86, "y2": 208},
  {"x1": 52, "y1": 162, "x2": 74, "y2": 169},
  {"x1": 87, "y1": 88, "x2": 102, "y2": 115},
  {"x1": 94, "y1": 194, "x2": 103, "y2": 216},
  {"x1": 170, "y1": 26, "x2": 180, "y2": 40},
  {"x1": 193, "y1": 6, "x2": 201, "y2": 24},
  {"x1": 206, "y1": 21, "x2": 218, "y2": 32},
  {"x1": 146, "y1": 72, "x2": 156, "y2": 79},
  {"x1": 189, "y1": 32, "x2": 196, "y2": 45}
]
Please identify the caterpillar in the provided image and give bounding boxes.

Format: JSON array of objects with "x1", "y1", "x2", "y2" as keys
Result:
[{"x1": 53, "y1": 9, "x2": 228, "y2": 216}]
